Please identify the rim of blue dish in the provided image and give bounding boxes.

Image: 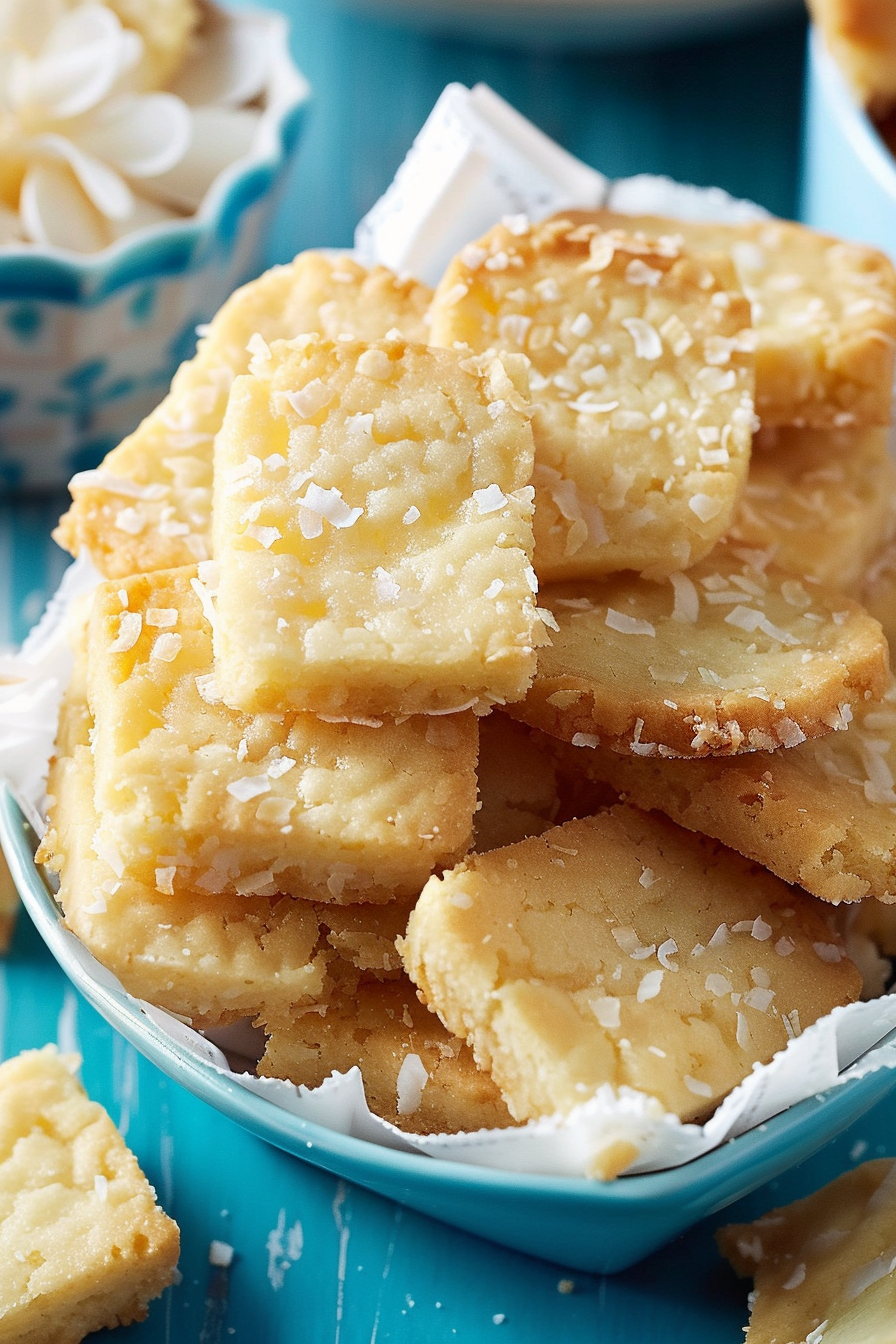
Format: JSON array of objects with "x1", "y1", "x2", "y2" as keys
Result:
[
  {"x1": 809, "y1": 26, "x2": 896, "y2": 203},
  {"x1": 0, "y1": 6, "x2": 311, "y2": 305},
  {"x1": 3, "y1": 781, "x2": 895, "y2": 1213}
]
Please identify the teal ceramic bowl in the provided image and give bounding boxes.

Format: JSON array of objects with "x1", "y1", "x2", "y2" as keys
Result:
[
  {"x1": 2, "y1": 783, "x2": 895, "y2": 1274},
  {"x1": 801, "y1": 26, "x2": 896, "y2": 263},
  {"x1": 0, "y1": 6, "x2": 309, "y2": 491}
]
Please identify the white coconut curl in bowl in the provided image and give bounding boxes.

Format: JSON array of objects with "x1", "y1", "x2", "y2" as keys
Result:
[{"x1": 0, "y1": 0, "x2": 310, "y2": 488}]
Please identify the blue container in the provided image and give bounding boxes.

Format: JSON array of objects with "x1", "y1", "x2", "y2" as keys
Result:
[
  {"x1": 0, "y1": 6, "x2": 310, "y2": 490},
  {"x1": 801, "y1": 25, "x2": 896, "y2": 261},
  {"x1": 2, "y1": 783, "x2": 895, "y2": 1274}
]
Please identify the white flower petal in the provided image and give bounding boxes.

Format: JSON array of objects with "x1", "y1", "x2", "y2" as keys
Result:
[
  {"x1": 144, "y1": 106, "x2": 260, "y2": 212},
  {"x1": 26, "y1": 7, "x2": 136, "y2": 120},
  {"x1": 19, "y1": 160, "x2": 109, "y2": 251},
  {"x1": 106, "y1": 192, "x2": 183, "y2": 241},
  {"x1": 76, "y1": 94, "x2": 192, "y2": 178},
  {"x1": 33, "y1": 132, "x2": 133, "y2": 219},
  {"x1": 0, "y1": 0, "x2": 63, "y2": 58},
  {"x1": 169, "y1": 8, "x2": 270, "y2": 108}
]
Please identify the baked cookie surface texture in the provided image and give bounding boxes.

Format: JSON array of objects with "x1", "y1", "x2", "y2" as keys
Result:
[
  {"x1": 718, "y1": 1157, "x2": 896, "y2": 1344},
  {"x1": 213, "y1": 335, "x2": 543, "y2": 718},
  {"x1": 571, "y1": 210, "x2": 896, "y2": 430},
  {"x1": 0, "y1": 1047, "x2": 179, "y2": 1344},
  {"x1": 430, "y1": 216, "x2": 755, "y2": 581},
  {"x1": 400, "y1": 807, "x2": 860, "y2": 1129}
]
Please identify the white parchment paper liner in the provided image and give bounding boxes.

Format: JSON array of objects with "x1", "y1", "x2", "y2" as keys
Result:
[{"x1": 2, "y1": 84, "x2": 894, "y2": 1180}]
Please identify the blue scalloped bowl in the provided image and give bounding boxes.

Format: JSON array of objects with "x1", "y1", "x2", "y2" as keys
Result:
[
  {"x1": 2, "y1": 782, "x2": 895, "y2": 1273},
  {"x1": 0, "y1": 5, "x2": 310, "y2": 490}
]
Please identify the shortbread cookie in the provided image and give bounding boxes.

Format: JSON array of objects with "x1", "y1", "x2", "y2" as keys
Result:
[
  {"x1": 728, "y1": 426, "x2": 896, "y2": 592},
  {"x1": 400, "y1": 807, "x2": 860, "y2": 1126},
  {"x1": 41, "y1": 744, "x2": 330, "y2": 1025},
  {"x1": 569, "y1": 210, "x2": 896, "y2": 429},
  {"x1": 430, "y1": 217, "x2": 755, "y2": 581},
  {"x1": 55, "y1": 253, "x2": 433, "y2": 578},
  {"x1": 259, "y1": 975, "x2": 515, "y2": 1136},
  {"x1": 863, "y1": 538, "x2": 896, "y2": 655},
  {"x1": 87, "y1": 566, "x2": 477, "y2": 902},
  {"x1": 808, "y1": 0, "x2": 896, "y2": 111},
  {"x1": 474, "y1": 711, "x2": 615, "y2": 852},
  {"x1": 512, "y1": 540, "x2": 890, "y2": 758},
  {"x1": 551, "y1": 678, "x2": 896, "y2": 905},
  {"x1": 213, "y1": 336, "x2": 543, "y2": 717},
  {"x1": 718, "y1": 1158, "x2": 896, "y2": 1344},
  {"x1": 0, "y1": 1046, "x2": 179, "y2": 1344}
]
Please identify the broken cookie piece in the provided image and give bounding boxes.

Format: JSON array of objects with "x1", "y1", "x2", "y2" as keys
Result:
[
  {"x1": 718, "y1": 1158, "x2": 896, "y2": 1344},
  {"x1": 0, "y1": 1047, "x2": 179, "y2": 1344}
]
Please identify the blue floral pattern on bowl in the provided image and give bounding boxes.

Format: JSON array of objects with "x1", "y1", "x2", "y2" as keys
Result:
[{"x1": 0, "y1": 6, "x2": 310, "y2": 490}]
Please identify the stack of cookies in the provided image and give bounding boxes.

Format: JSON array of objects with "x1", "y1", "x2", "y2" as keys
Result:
[{"x1": 40, "y1": 212, "x2": 896, "y2": 1167}]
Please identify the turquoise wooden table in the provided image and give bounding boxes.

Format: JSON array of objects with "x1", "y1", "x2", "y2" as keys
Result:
[{"x1": 4, "y1": 6, "x2": 895, "y2": 1341}]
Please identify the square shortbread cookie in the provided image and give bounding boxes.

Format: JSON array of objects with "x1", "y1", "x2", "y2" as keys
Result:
[
  {"x1": 41, "y1": 743, "x2": 331, "y2": 1025},
  {"x1": 212, "y1": 336, "x2": 544, "y2": 717},
  {"x1": 571, "y1": 210, "x2": 896, "y2": 429},
  {"x1": 727, "y1": 425, "x2": 896, "y2": 592},
  {"x1": 429, "y1": 217, "x2": 756, "y2": 582},
  {"x1": 512, "y1": 539, "x2": 890, "y2": 758},
  {"x1": 400, "y1": 807, "x2": 860, "y2": 1126},
  {"x1": 718, "y1": 1158, "x2": 896, "y2": 1344},
  {"x1": 259, "y1": 975, "x2": 515, "y2": 1136},
  {"x1": 87, "y1": 566, "x2": 478, "y2": 903},
  {"x1": 55, "y1": 252, "x2": 433, "y2": 579},
  {"x1": 545, "y1": 677, "x2": 896, "y2": 906},
  {"x1": 0, "y1": 1047, "x2": 179, "y2": 1344}
]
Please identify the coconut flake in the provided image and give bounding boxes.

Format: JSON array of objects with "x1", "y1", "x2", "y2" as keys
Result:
[
  {"x1": 622, "y1": 317, "x2": 662, "y2": 360},
  {"x1": 473, "y1": 484, "x2": 508, "y2": 514},
  {"x1": 396, "y1": 1053, "x2": 429, "y2": 1115},
  {"x1": 109, "y1": 611, "x2": 142, "y2": 653},
  {"x1": 590, "y1": 996, "x2": 621, "y2": 1029},
  {"x1": 637, "y1": 970, "x2": 664, "y2": 1002},
  {"x1": 298, "y1": 483, "x2": 363, "y2": 531},
  {"x1": 226, "y1": 776, "x2": 271, "y2": 802},
  {"x1": 689, "y1": 493, "x2": 724, "y2": 523},
  {"x1": 670, "y1": 571, "x2": 699, "y2": 623},
  {"x1": 606, "y1": 609, "x2": 655, "y2": 637},
  {"x1": 150, "y1": 633, "x2": 182, "y2": 663}
]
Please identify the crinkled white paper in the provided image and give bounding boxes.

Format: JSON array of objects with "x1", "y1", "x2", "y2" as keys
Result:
[{"x1": 1, "y1": 84, "x2": 895, "y2": 1180}]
